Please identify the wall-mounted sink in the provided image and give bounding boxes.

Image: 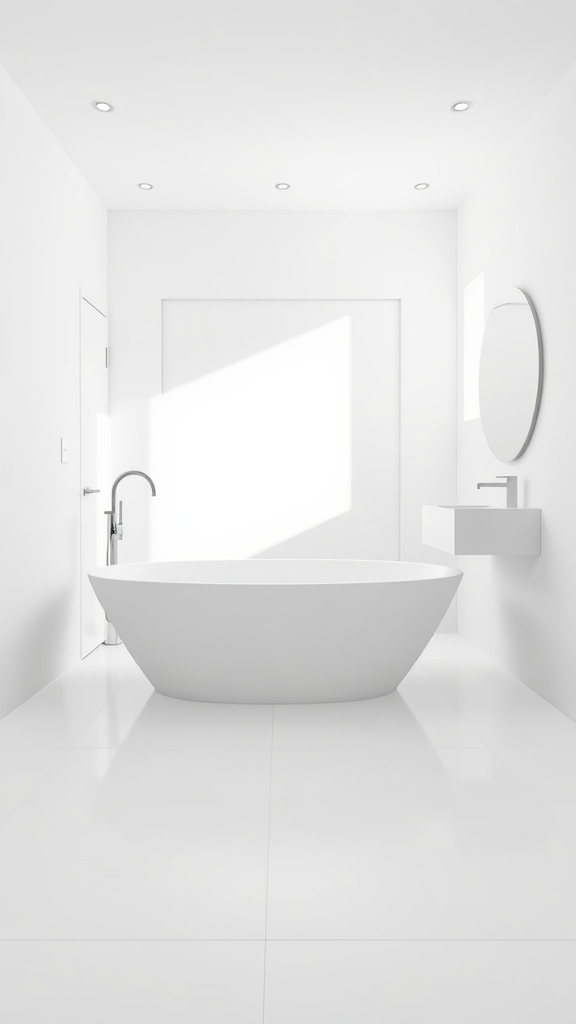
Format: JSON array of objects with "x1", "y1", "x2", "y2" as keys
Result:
[{"x1": 422, "y1": 505, "x2": 541, "y2": 556}]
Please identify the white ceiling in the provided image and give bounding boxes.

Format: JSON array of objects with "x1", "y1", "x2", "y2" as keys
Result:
[{"x1": 1, "y1": 0, "x2": 576, "y2": 210}]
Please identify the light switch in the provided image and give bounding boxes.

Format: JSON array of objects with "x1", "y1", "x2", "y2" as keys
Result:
[{"x1": 60, "y1": 437, "x2": 69, "y2": 463}]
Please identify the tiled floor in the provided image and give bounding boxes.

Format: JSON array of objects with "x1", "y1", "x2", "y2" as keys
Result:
[{"x1": 1, "y1": 635, "x2": 576, "y2": 1022}]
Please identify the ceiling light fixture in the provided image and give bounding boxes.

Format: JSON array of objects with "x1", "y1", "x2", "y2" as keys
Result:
[
  {"x1": 91, "y1": 100, "x2": 114, "y2": 112},
  {"x1": 137, "y1": 182, "x2": 154, "y2": 190},
  {"x1": 451, "y1": 100, "x2": 472, "y2": 112},
  {"x1": 275, "y1": 182, "x2": 290, "y2": 190},
  {"x1": 414, "y1": 182, "x2": 429, "y2": 190}
]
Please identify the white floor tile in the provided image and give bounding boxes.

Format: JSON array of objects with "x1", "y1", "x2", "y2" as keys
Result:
[
  {"x1": 273, "y1": 667, "x2": 484, "y2": 750},
  {"x1": 0, "y1": 746, "x2": 271, "y2": 939},
  {"x1": 0, "y1": 941, "x2": 264, "y2": 1023},
  {"x1": 419, "y1": 637, "x2": 576, "y2": 748},
  {"x1": 71, "y1": 672, "x2": 156, "y2": 748},
  {"x1": 493, "y1": 747, "x2": 576, "y2": 850},
  {"x1": 266, "y1": 745, "x2": 576, "y2": 939},
  {"x1": 263, "y1": 941, "x2": 576, "y2": 1024},
  {"x1": 74, "y1": 670, "x2": 274, "y2": 751},
  {"x1": 0, "y1": 645, "x2": 136, "y2": 749},
  {"x1": 419, "y1": 633, "x2": 481, "y2": 665},
  {"x1": 4, "y1": 633, "x2": 576, "y2": 1021},
  {"x1": 0, "y1": 749, "x2": 65, "y2": 824}
]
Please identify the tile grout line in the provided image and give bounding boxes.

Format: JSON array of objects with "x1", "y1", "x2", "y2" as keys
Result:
[
  {"x1": 261, "y1": 705, "x2": 275, "y2": 1024},
  {"x1": 4, "y1": 937, "x2": 576, "y2": 942}
]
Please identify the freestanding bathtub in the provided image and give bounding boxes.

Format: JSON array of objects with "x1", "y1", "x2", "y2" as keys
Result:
[{"x1": 89, "y1": 560, "x2": 462, "y2": 703}]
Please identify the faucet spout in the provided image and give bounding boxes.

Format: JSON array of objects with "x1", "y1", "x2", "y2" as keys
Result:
[
  {"x1": 111, "y1": 470, "x2": 156, "y2": 512},
  {"x1": 476, "y1": 475, "x2": 518, "y2": 509}
]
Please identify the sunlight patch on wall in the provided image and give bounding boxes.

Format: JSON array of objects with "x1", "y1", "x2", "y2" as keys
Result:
[{"x1": 149, "y1": 318, "x2": 352, "y2": 559}]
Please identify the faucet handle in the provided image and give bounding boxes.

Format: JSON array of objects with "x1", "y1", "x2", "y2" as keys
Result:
[
  {"x1": 496, "y1": 475, "x2": 516, "y2": 480},
  {"x1": 116, "y1": 501, "x2": 124, "y2": 540}
]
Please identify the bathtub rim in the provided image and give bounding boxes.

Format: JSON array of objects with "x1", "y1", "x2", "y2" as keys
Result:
[{"x1": 89, "y1": 558, "x2": 463, "y2": 588}]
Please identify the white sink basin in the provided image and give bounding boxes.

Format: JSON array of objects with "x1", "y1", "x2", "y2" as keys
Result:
[{"x1": 422, "y1": 505, "x2": 541, "y2": 556}]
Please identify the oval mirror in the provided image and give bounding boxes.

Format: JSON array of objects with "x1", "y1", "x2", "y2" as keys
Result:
[{"x1": 479, "y1": 287, "x2": 543, "y2": 462}]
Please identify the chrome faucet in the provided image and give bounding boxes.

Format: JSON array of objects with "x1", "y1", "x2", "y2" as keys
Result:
[
  {"x1": 106, "y1": 470, "x2": 156, "y2": 567},
  {"x1": 476, "y1": 475, "x2": 518, "y2": 509},
  {"x1": 104, "y1": 470, "x2": 156, "y2": 645}
]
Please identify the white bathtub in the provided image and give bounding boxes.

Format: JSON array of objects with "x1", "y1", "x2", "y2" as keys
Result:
[{"x1": 89, "y1": 560, "x2": 462, "y2": 703}]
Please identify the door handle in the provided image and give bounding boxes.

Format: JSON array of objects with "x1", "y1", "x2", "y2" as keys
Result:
[{"x1": 83, "y1": 487, "x2": 101, "y2": 495}]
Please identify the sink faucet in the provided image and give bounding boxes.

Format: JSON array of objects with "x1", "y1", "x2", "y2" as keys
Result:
[
  {"x1": 476, "y1": 475, "x2": 518, "y2": 508},
  {"x1": 104, "y1": 470, "x2": 156, "y2": 646}
]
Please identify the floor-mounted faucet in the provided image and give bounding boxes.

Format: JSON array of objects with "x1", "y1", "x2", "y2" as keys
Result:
[
  {"x1": 104, "y1": 470, "x2": 156, "y2": 645},
  {"x1": 476, "y1": 475, "x2": 518, "y2": 509}
]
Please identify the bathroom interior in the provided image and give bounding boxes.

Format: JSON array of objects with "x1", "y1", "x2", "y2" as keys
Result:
[{"x1": 1, "y1": 1, "x2": 576, "y2": 1020}]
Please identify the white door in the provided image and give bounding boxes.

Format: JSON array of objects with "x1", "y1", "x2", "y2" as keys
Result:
[{"x1": 80, "y1": 296, "x2": 109, "y2": 657}]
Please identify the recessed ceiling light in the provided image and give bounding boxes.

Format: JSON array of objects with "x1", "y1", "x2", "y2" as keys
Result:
[
  {"x1": 414, "y1": 182, "x2": 429, "y2": 190},
  {"x1": 451, "y1": 100, "x2": 472, "y2": 112},
  {"x1": 91, "y1": 100, "x2": 114, "y2": 112},
  {"x1": 137, "y1": 182, "x2": 154, "y2": 190},
  {"x1": 275, "y1": 182, "x2": 290, "y2": 190}
]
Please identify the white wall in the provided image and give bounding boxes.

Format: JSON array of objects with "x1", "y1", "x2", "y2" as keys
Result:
[
  {"x1": 457, "y1": 61, "x2": 576, "y2": 718},
  {"x1": 108, "y1": 210, "x2": 457, "y2": 622},
  {"x1": 155, "y1": 299, "x2": 399, "y2": 561},
  {"x1": 0, "y1": 65, "x2": 107, "y2": 717}
]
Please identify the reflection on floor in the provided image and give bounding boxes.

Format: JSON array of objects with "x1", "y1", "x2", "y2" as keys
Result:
[{"x1": 1, "y1": 635, "x2": 576, "y2": 1022}]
